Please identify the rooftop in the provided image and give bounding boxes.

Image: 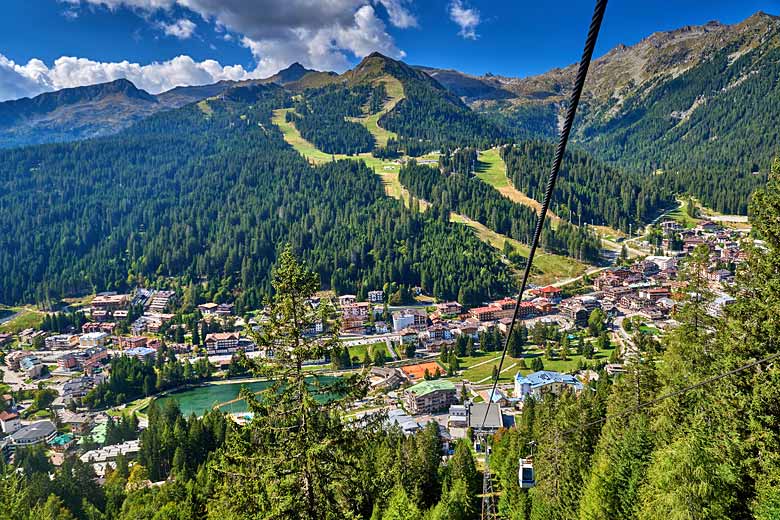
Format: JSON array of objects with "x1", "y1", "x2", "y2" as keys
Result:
[
  {"x1": 124, "y1": 346, "x2": 156, "y2": 356},
  {"x1": 515, "y1": 370, "x2": 584, "y2": 391},
  {"x1": 406, "y1": 379, "x2": 455, "y2": 397},
  {"x1": 468, "y1": 402, "x2": 503, "y2": 430},
  {"x1": 10, "y1": 420, "x2": 56, "y2": 442},
  {"x1": 0, "y1": 411, "x2": 19, "y2": 421}
]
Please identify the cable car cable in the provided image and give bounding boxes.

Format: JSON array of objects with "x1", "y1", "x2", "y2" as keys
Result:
[{"x1": 478, "y1": 0, "x2": 609, "y2": 434}]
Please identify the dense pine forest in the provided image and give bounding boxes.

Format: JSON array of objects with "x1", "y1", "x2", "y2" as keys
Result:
[
  {"x1": 576, "y1": 44, "x2": 780, "y2": 214},
  {"x1": 288, "y1": 84, "x2": 376, "y2": 155},
  {"x1": 379, "y1": 72, "x2": 506, "y2": 149},
  {"x1": 501, "y1": 142, "x2": 673, "y2": 232},
  {"x1": 0, "y1": 84, "x2": 511, "y2": 307},
  {"x1": 399, "y1": 161, "x2": 603, "y2": 262}
]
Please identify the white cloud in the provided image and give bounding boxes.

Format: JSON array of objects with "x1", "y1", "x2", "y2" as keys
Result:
[
  {"x1": 160, "y1": 18, "x2": 196, "y2": 39},
  {"x1": 0, "y1": 53, "x2": 257, "y2": 101},
  {"x1": 0, "y1": 0, "x2": 417, "y2": 101},
  {"x1": 448, "y1": 0, "x2": 480, "y2": 40},
  {"x1": 376, "y1": 0, "x2": 417, "y2": 29},
  {"x1": 61, "y1": 0, "x2": 409, "y2": 76}
]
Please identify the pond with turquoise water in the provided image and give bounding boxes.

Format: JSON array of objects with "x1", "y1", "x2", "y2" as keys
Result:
[{"x1": 155, "y1": 376, "x2": 339, "y2": 416}]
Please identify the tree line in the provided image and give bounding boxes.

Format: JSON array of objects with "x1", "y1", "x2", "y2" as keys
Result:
[
  {"x1": 0, "y1": 84, "x2": 514, "y2": 307},
  {"x1": 399, "y1": 161, "x2": 602, "y2": 262}
]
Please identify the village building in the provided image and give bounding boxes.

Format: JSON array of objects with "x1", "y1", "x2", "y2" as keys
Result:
[
  {"x1": 708, "y1": 294, "x2": 736, "y2": 317},
  {"x1": 147, "y1": 290, "x2": 175, "y2": 313},
  {"x1": 341, "y1": 302, "x2": 371, "y2": 331},
  {"x1": 124, "y1": 346, "x2": 157, "y2": 362},
  {"x1": 467, "y1": 402, "x2": 504, "y2": 434},
  {"x1": 49, "y1": 433, "x2": 77, "y2": 452},
  {"x1": 448, "y1": 404, "x2": 468, "y2": 429},
  {"x1": 20, "y1": 356, "x2": 44, "y2": 378},
  {"x1": 514, "y1": 370, "x2": 584, "y2": 401},
  {"x1": 435, "y1": 301, "x2": 463, "y2": 316},
  {"x1": 5, "y1": 351, "x2": 29, "y2": 371},
  {"x1": 204, "y1": 332, "x2": 239, "y2": 354},
  {"x1": 0, "y1": 411, "x2": 21, "y2": 434},
  {"x1": 369, "y1": 367, "x2": 405, "y2": 390},
  {"x1": 386, "y1": 409, "x2": 421, "y2": 435},
  {"x1": 198, "y1": 302, "x2": 235, "y2": 316},
  {"x1": 82, "y1": 322, "x2": 115, "y2": 334},
  {"x1": 469, "y1": 305, "x2": 498, "y2": 322},
  {"x1": 338, "y1": 294, "x2": 357, "y2": 307},
  {"x1": 529, "y1": 286, "x2": 562, "y2": 304},
  {"x1": 638, "y1": 287, "x2": 671, "y2": 302},
  {"x1": 45, "y1": 334, "x2": 78, "y2": 350},
  {"x1": 403, "y1": 380, "x2": 457, "y2": 415},
  {"x1": 7, "y1": 420, "x2": 57, "y2": 450},
  {"x1": 62, "y1": 377, "x2": 97, "y2": 401},
  {"x1": 392, "y1": 309, "x2": 428, "y2": 331},
  {"x1": 57, "y1": 353, "x2": 79, "y2": 371},
  {"x1": 91, "y1": 293, "x2": 130, "y2": 312},
  {"x1": 367, "y1": 290, "x2": 385, "y2": 303},
  {"x1": 118, "y1": 336, "x2": 147, "y2": 350},
  {"x1": 80, "y1": 331, "x2": 109, "y2": 347}
]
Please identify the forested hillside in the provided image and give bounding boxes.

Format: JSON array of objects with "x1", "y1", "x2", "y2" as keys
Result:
[
  {"x1": 501, "y1": 142, "x2": 673, "y2": 232},
  {"x1": 288, "y1": 84, "x2": 376, "y2": 155},
  {"x1": 0, "y1": 84, "x2": 512, "y2": 306},
  {"x1": 399, "y1": 162, "x2": 602, "y2": 262},
  {"x1": 447, "y1": 12, "x2": 780, "y2": 215},
  {"x1": 488, "y1": 158, "x2": 780, "y2": 519},
  {"x1": 577, "y1": 41, "x2": 780, "y2": 214}
]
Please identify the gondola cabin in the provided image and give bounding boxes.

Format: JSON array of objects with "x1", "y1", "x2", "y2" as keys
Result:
[{"x1": 519, "y1": 457, "x2": 535, "y2": 489}]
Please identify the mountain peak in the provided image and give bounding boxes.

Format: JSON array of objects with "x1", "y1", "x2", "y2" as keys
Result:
[
  {"x1": 265, "y1": 62, "x2": 318, "y2": 85},
  {"x1": 349, "y1": 52, "x2": 422, "y2": 84}
]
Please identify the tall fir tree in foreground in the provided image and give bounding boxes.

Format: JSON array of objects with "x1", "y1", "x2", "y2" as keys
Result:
[{"x1": 208, "y1": 245, "x2": 377, "y2": 519}]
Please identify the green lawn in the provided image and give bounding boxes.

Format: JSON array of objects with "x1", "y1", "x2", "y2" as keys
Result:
[
  {"x1": 475, "y1": 148, "x2": 511, "y2": 188},
  {"x1": 639, "y1": 325, "x2": 660, "y2": 336},
  {"x1": 0, "y1": 307, "x2": 43, "y2": 333},
  {"x1": 453, "y1": 341, "x2": 617, "y2": 385},
  {"x1": 343, "y1": 342, "x2": 389, "y2": 363},
  {"x1": 666, "y1": 204, "x2": 701, "y2": 229}
]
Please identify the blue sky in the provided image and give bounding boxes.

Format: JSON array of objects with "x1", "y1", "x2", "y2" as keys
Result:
[{"x1": 0, "y1": 0, "x2": 777, "y2": 101}]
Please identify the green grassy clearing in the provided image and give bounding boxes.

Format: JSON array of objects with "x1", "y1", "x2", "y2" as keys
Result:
[
  {"x1": 453, "y1": 341, "x2": 617, "y2": 384},
  {"x1": 197, "y1": 100, "x2": 214, "y2": 116},
  {"x1": 345, "y1": 77, "x2": 404, "y2": 147},
  {"x1": 666, "y1": 201, "x2": 701, "y2": 229},
  {"x1": 343, "y1": 342, "x2": 389, "y2": 363},
  {"x1": 0, "y1": 307, "x2": 43, "y2": 333},
  {"x1": 449, "y1": 213, "x2": 589, "y2": 285}
]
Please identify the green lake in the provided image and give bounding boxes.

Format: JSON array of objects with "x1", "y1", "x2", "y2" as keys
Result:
[
  {"x1": 156, "y1": 380, "x2": 272, "y2": 416},
  {"x1": 155, "y1": 376, "x2": 339, "y2": 416}
]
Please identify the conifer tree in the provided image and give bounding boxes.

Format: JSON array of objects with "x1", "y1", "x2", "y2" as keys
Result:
[{"x1": 208, "y1": 246, "x2": 377, "y2": 519}]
